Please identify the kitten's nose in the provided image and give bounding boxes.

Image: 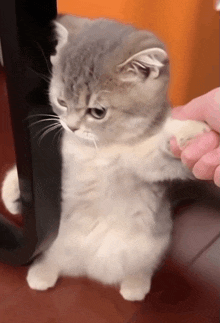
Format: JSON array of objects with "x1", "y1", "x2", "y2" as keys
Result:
[
  {"x1": 69, "y1": 127, "x2": 79, "y2": 132},
  {"x1": 66, "y1": 115, "x2": 81, "y2": 132}
]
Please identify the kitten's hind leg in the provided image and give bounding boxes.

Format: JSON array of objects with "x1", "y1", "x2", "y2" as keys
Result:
[
  {"x1": 120, "y1": 272, "x2": 152, "y2": 301},
  {"x1": 27, "y1": 254, "x2": 59, "y2": 291}
]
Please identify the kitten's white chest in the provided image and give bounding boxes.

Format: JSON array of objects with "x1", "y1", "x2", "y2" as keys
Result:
[
  {"x1": 61, "y1": 133, "x2": 131, "y2": 217},
  {"x1": 61, "y1": 131, "x2": 167, "y2": 220},
  {"x1": 56, "y1": 134, "x2": 170, "y2": 285}
]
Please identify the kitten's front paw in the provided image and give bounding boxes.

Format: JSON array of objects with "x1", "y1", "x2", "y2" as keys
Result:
[
  {"x1": 1, "y1": 166, "x2": 21, "y2": 214},
  {"x1": 27, "y1": 260, "x2": 59, "y2": 291},
  {"x1": 175, "y1": 120, "x2": 210, "y2": 148},
  {"x1": 120, "y1": 276, "x2": 151, "y2": 301},
  {"x1": 120, "y1": 286, "x2": 149, "y2": 302}
]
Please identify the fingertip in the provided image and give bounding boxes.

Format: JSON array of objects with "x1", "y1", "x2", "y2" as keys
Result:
[
  {"x1": 181, "y1": 149, "x2": 196, "y2": 169},
  {"x1": 205, "y1": 130, "x2": 220, "y2": 147},
  {"x1": 192, "y1": 160, "x2": 213, "y2": 180}
]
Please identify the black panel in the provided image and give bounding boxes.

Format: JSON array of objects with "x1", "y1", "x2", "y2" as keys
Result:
[{"x1": 0, "y1": 0, "x2": 61, "y2": 265}]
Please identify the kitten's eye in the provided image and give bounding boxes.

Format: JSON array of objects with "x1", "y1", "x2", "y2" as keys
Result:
[
  {"x1": 57, "y1": 98, "x2": 67, "y2": 107},
  {"x1": 88, "y1": 107, "x2": 107, "y2": 119}
]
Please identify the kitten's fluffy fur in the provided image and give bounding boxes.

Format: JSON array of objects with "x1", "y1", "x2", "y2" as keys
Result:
[{"x1": 2, "y1": 16, "x2": 209, "y2": 301}]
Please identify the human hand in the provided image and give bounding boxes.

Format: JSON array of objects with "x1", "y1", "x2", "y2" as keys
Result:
[{"x1": 170, "y1": 88, "x2": 220, "y2": 187}]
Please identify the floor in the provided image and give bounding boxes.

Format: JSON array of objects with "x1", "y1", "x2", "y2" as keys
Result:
[
  {"x1": 0, "y1": 256, "x2": 219, "y2": 323},
  {"x1": 0, "y1": 66, "x2": 219, "y2": 322}
]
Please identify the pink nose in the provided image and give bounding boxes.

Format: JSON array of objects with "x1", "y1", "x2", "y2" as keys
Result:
[
  {"x1": 68, "y1": 126, "x2": 79, "y2": 132},
  {"x1": 66, "y1": 115, "x2": 81, "y2": 131}
]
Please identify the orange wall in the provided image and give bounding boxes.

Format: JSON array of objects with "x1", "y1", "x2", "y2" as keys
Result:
[{"x1": 57, "y1": 0, "x2": 219, "y2": 106}]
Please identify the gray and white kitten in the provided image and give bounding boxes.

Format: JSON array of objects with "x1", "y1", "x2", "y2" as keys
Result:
[{"x1": 2, "y1": 16, "x2": 209, "y2": 301}]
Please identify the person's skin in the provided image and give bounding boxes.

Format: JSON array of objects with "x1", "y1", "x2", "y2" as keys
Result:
[{"x1": 170, "y1": 88, "x2": 220, "y2": 187}]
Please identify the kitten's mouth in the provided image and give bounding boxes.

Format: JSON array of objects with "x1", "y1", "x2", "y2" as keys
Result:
[
  {"x1": 74, "y1": 129, "x2": 97, "y2": 142},
  {"x1": 59, "y1": 118, "x2": 98, "y2": 145},
  {"x1": 74, "y1": 130, "x2": 99, "y2": 149}
]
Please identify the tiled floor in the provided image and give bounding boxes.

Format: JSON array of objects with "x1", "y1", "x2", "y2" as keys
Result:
[
  {"x1": 0, "y1": 66, "x2": 219, "y2": 322},
  {"x1": 171, "y1": 205, "x2": 220, "y2": 264},
  {"x1": 0, "y1": 254, "x2": 219, "y2": 323},
  {"x1": 0, "y1": 265, "x2": 140, "y2": 323}
]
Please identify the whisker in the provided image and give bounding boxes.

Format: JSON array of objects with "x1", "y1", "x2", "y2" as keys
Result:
[
  {"x1": 37, "y1": 124, "x2": 62, "y2": 145},
  {"x1": 26, "y1": 114, "x2": 59, "y2": 121},
  {"x1": 35, "y1": 41, "x2": 52, "y2": 76},
  {"x1": 28, "y1": 118, "x2": 61, "y2": 128},
  {"x1": 33, "y1": 123, "x2": 60, "y2": 140},
  {"x1": 92, "y1": 138, "x2": 98, "y2": 150},
  {"x1": 52, "y1": 127, "x2": 63, "y2": 146},
  {"x1": 28, "y1": 67, "x2": 51, "y2": 83},
  {"x1": 57, "y1": 129, "x2": 63, "y2": 146}
]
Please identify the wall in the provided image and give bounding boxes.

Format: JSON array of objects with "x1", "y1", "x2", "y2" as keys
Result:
[{"x1": 57, "y1": 0, "x2": 219, "y2": 106}]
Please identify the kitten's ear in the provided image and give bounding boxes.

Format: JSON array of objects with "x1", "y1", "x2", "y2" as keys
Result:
[
  {"x1": 116, "y1": 48, "x2": 168, "y2": 82},
  {"x1": 50, "y1": 22, "x2": 69, "y2": 65},
  {"x1": 50, "y1": 15, "x2": 90, "y2": 65}
]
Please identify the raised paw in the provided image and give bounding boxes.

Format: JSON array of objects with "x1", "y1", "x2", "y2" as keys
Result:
[
  {"x1": 175, "y1": 120, "x2": 210, "y2": 148},
  {"x1": 27, "y1": 260, "x2": 59, "y2": 291},
  {"x1": 165, "y1": 118, "x2": 211, "y2": 150}
]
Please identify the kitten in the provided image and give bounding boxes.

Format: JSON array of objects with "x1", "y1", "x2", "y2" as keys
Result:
[{"x1": 1, "y1": 15, "x2": 209, "y2": 301}]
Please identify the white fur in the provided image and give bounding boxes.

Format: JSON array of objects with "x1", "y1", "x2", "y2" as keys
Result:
[
  {"x1": 1, "y1": 117, "x2": 209, "y2": 301},
  {"x1": 26, "y1": 127, "x2": 173, "y2": 300},
  {"x1": 1, "y1": 166, "x2": 20, "y2": 215}
]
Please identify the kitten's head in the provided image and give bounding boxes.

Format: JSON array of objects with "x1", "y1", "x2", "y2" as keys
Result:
[{"x1": 49, "y1": 16, "x2": 170, "y2": 146}]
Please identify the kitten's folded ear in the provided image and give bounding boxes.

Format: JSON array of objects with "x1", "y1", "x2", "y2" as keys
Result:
[
  {"x1": 116, "y1": 47, "x2": 168, "y2": 82},
  {"x1": 51, "y1": 15, "x2": 91, "y2": 65},
  {"x1": 50, "y1": 22, "x2": 69, "y2": 65}
]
